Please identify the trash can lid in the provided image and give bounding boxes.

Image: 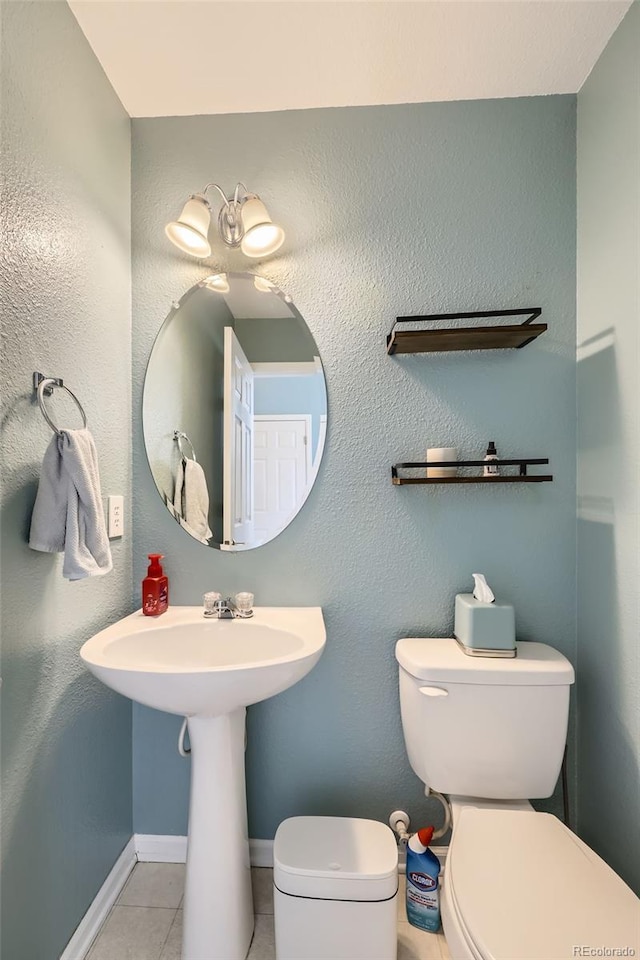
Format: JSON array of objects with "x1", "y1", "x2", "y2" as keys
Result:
[{"x1": 274, "y1": 817, "x2": 399, "y2": 902}]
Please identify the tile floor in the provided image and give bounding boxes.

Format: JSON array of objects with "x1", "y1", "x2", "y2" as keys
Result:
[{"x1": 87, "y1": 862, "x2": 451, "y2": 960}]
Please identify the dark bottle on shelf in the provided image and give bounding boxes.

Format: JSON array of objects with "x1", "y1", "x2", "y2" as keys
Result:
[{"x1": 483, "y1": 441, "x2": 500, "y2": 477}]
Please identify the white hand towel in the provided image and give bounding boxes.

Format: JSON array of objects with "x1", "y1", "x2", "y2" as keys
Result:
[
  {"x1": 173, "y1": 458, "x2": 213, "y2": 544},
  {"x1": 29, "y1": 428, "x2": 113, "y2": 580}
]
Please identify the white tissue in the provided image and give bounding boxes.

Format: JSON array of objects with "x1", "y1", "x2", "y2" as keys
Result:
[{"x1": 472, "y1": 573, "x2": 495, "y2": 604}]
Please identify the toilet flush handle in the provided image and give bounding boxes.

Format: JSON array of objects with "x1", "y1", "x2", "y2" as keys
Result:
[{"x1": 419, "y1": 685, "x2": 449, "y2": 697}]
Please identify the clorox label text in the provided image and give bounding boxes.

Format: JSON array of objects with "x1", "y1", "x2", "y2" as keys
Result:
[{"x1": 409, "y1": 872, "x2": 436, "y2": 891}]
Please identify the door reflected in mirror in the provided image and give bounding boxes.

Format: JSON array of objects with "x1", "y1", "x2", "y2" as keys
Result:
[{"x1": 143, "y1": 273, "x2": 327, "y2": 550}]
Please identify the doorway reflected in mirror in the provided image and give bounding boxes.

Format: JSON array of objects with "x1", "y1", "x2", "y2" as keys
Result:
[{"x1": 143, "y1": 273, "x2": 327, "y2": 550}]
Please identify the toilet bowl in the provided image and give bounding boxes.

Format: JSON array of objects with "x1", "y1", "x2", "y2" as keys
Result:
[
  {"x1": 396, "y1": 638, "x2": 640, "y2": 960},
  {"x1": 441, "y1": 800, "x2": 639, "y2": 960}
]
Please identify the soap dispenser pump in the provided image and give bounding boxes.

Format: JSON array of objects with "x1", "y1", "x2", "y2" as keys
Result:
[{"x1": 142, "y1": 554, "x2": 169, "y2": 617}]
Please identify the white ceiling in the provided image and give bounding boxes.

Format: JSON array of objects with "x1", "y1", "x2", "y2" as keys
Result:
[{"x1": 68, "y1": 1, "x2": 632, "y2": 118}]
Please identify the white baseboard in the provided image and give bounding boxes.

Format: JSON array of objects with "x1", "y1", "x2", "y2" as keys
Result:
[
  {"x1": 133, "y1": 834, "x2": 273, "y2": 867},
  {"x1": 249, "y1": 838, "x2": 274, "y2": 867},
  {"x1": 59, "y1": 837, "x2": 136, "y2": 960},
  {"x1": 134, "y1": 833, "x2": 188, "y2": 863},
  {"x1": 133, "y1": 834, "x2": 448, "y2": 873}
]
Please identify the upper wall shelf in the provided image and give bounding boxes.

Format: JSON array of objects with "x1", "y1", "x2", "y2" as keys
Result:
[
  {"x1": 386, "y1": 308, "x2": 546, "y2": 355},
  {"x1": 392, "y1": 459, "x2": 553, "y2": 485}
]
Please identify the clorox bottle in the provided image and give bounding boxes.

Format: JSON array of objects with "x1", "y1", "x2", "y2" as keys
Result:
[{"x1": 405, "y1": 826, "x2": 441, "y2": 933}]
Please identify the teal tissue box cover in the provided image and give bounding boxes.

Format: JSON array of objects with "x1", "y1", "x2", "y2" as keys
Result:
[{"x1": 454, "y1": 594, "x2": 515, "y2": 651}]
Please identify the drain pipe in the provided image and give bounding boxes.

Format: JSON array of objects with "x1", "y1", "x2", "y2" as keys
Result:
[
  {"x1": 178, "y1": 718, "x2": 248, "y2": 757},
  {"x1": 561, "y1": 745, "x2": 571, "y2": 829},
  {"x1": 178, "y1": 718, "x2": 191, "y2": 757}
]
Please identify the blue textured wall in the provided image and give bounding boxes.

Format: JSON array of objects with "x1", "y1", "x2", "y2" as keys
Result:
[
  {"x1": 576, "y1": 1, "x2": 640, "y2": 894},
  {"x1": 131, "y1": 96, "x2": 577, "y2": 838},
  {"x1": 0, "y1": 3, "x2": 132, "y2": 957}
]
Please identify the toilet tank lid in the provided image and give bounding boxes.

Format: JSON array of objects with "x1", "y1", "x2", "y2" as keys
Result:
[{"x1": 396, "y1": 638, "x2": 575, "y2": 685}]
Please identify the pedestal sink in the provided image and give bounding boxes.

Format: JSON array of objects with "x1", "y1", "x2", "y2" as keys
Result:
[{"x1": 80, "y1": 606, "x2": 325, "y2": 960}]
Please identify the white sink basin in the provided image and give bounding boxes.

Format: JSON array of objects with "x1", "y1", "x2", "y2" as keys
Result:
[{"x1": 80, "y1": 606, "x2": 325, "y2": 717}]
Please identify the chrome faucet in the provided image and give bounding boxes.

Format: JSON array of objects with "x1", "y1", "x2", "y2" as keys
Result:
[
  {"x1": 203, "y1": 592, "x2": 254, "y2": 619},
  {"x1": 210, "y1": 596, "x2": 237, "y2": 619}
]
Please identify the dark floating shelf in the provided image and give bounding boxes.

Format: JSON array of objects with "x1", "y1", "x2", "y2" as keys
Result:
[
  {"x1": 392, "y1": 458, "x2": 553, "y2": 485},
  {"x1": 386, "y1": 308, "x2": 546, "y2": 355}
]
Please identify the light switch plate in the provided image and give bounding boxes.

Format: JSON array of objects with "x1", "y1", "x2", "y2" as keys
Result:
[{"x1": 108, "y1": 495, "x2": 124, "y2": 538}]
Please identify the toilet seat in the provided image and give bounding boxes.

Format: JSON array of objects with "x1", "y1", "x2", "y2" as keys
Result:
[{"x1": 444, "y1": 808, "x2": 640, "y2": 960}]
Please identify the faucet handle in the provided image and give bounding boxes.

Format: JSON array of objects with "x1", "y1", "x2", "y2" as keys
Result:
[
  {"x1": 203, "y1": 592, "x2": 222, "y2": 617},
  {"x1": 235, "y1": 592, "x2": 254, "y2": 617}
]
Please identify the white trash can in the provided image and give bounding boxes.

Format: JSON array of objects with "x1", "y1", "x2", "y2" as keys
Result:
[{"x1": 273, "y1": 816, "x2": 398, "y2": 960}]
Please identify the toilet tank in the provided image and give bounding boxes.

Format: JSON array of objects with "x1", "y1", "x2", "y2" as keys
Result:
[{"x1": 396, "y1": 638, "x2": 575, "y2": 800}]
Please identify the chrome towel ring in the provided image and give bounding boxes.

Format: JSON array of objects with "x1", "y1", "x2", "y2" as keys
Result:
[
  {"x1": 173, "y1": 430, "x2": 197, "y2": 461},
  {"x1": 33, "y1": 372, "x2": 87, "y2": 436}
]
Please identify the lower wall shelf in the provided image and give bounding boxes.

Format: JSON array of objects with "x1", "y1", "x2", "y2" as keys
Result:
[
  {"x1": 393, "y1": 475, "x2": 553, "y2": 485},
  {"x1": 392, "y1": 458, "x2": 552, "y2": 484}
]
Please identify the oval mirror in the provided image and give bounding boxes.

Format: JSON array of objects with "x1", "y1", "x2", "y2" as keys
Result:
[{"x1": 143, "y1": 273, "x2": 327, "y2": 550}]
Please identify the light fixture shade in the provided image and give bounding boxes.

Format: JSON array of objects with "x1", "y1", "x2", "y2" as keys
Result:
[
  {"x1": 203, "y1": 273, "x2": 230, "y2": 294},
  {"x1": 240, "y1": 197, "x2": 285, "y2": 258},
  {"x1": 165, "y1": 196, "x2": 211, "y2": 257}
]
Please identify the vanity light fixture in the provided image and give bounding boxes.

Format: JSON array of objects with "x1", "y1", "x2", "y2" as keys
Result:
[
  {"x1": 253, "y1": 276, "x2": 274, "y2": 293},
  {"x1": 202, "y1": 273, "x2": 230, "y2": 294},
  {"x1": 165, "y1": 183, "x2": 285, "y2": 260}
]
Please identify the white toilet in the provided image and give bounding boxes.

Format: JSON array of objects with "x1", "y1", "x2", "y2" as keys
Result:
[{"x1": 396, "y1": 637, "x2": 639, "y2": 960}]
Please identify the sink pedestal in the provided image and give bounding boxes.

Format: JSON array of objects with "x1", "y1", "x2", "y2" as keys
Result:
[{"x1": 182, "y1": 710, "x2": 254, "y2": 960}]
